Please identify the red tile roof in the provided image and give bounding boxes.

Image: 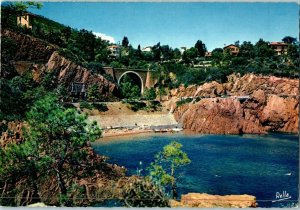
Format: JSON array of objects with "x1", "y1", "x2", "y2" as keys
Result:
[{"x1": 270, "y1": 42, "x2": 288, "y2": 46}]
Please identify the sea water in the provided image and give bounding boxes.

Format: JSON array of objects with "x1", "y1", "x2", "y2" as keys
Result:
[{"x1": 92, "y1": 133, "x2": 299, "y2": 207}]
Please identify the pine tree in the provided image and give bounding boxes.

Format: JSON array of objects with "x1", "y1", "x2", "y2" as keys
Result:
[
  {"x1": 148, "y1": 141, "x2": 191, "y2": 199},
  {"x1": 195, "y1": 40, "x2": 207, "y2": 57},
  {"x1": 0, "y1": 94, "x2": 101, "y2": 206},
  {"x1": 122, "y1": 36, "x2": 129, "y2": 48}
]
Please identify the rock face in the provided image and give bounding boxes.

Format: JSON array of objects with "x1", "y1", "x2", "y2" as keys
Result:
[
  {"x1": 0, "y1": 121, "x2": 24, "y2": 147},
  {"x1": 226, "y1": 74, "x2": 298, "y2": 96},
  {"x1": 260, "y1": 95, "x2": 299, "y2": 133},
  {"x1": 2, "y1": 29, "x2": 57, "y2": 62},
  {"x1": 170, "y1": 193, "x2": 257, "y2": 208},
  {"x1": 44, "y1": 52, "x2": 119, "y2": 101},
  {"x1": 172, "y1": 74, "x2": 299, "y2": 134},
  {"x1": 176, "y1": 98, "x2": 265, "y2": 134}
]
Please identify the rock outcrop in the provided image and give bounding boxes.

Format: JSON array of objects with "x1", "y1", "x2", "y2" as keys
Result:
[
  {"x1": 172, "y1": 74, "x2": 299, "y2": 134},
  {"x1": 2, "y1": 29, "x2": 57, "y2": 62},
  {"x1": 170, "y1": 193, "x2": 257, "y2": 208},
  {"x1": 260, "y1": 95, "x2": 299, "y2": 133},
  {"x1": 225, "y1": 74, "x2": 298, "y2": 96},
  {"x1": 176, "y1": 98, "x2": 265, "y2": 134},
  {"x1": 0, "y1": 121, "x2": 25, "y2": 147},
  {"x1": 44, "y1": 52, "x2": 119, "y2": 101}
]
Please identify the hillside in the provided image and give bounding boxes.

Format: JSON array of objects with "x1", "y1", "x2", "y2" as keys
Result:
[{"x1": 2, "y1": 28, "x2": 119, "y2": 99}]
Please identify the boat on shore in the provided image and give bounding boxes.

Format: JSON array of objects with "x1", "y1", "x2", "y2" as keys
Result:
[{"x1": 154, "y1": 128, "x2": 183, "y2": 133}]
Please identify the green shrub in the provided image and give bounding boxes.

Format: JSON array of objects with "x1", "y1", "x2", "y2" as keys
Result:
[
  {"x1": 122, "y1": 177, "x2": 169, "y2": 207},
  {"x1": 194, "y1": 96, "x2": 202, "y2": 103},
  {"x1": 57, "y1": 48, "x2": 85, "y2": 65},
  {"x1": 176, "y1": 98, "x2": 193, "y2": 107},
  {"x1": 79, "y1": 101, "x2": 93, "y2": 110},
  {"x1": 63, "y1": 103, "x2": 76, "y2": 109},
  {"x1": 92, "y1": 103, "x2": 108, "y2": 112},
  {"x1": 148, "y1": 141, "x2": 191, "y2": 199},
  {"x1": 146, "y1": 100, "x2": 161, "y2": 111},
  {"x1": 127, "y1": 101, "x2": 147, "y2": 112},
  {"x1": 143, "y1": 87, "x2": 157, "y2": 100}
]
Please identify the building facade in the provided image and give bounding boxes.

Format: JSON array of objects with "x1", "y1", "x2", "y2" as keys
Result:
[
  {"x1": 223, "y1": 44, "x2": 239, "y2": 56},
  {"x1": 180, "y1": 47, "x2": 187, "y2": 55},
  {"x1": 107, "y1": 45, "x2": 120, "y2": 58},
  {"x1": 142, "y1": 46, "x2": 152, "y2": 52},
  {"x1": 17, "y1": 13, "x2": 33, "y2": 29},
  {"x1": 269, "y1": 42, "x2": 288, "y2": 55}
]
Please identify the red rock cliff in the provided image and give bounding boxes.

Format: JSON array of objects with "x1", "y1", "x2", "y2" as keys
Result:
[
  {"x1": 44, "y1": 51, "x2": 119, "y2": 101},
  {"x1": 172, "y1": 74, "x2": 299, "y2": 134}
]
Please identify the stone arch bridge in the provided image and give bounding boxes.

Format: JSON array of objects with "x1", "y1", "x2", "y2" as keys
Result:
[{"x1": 102, "y1": 67, "x2": 157, "y2": 94}]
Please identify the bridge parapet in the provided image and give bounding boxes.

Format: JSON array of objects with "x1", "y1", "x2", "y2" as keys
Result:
[{"x1": 114, "y1": 67, "x2": 154, "y2": 72}]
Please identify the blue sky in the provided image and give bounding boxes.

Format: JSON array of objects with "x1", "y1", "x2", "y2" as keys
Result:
[{"x1": 29, "y1": 2, "x2": 298, "y2": 51}]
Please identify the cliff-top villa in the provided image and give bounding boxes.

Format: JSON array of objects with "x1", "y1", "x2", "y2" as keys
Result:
[
  {"x1": 17, "y1": 13, "x2": 35, "y2": 29},
  {"x1": 180, "y1": 47, "x2": 187, "y2": 55},
  {"x1": 269, "y1": 42, "x2": 288, "y2": 55},
  {"x1": 223, "y1": 44, "x2": 240, "y2": 56},
  {"x1": 142, "y1": 46, "x2": 152, "y2": 52},
  {"x1": 205, "y1": 52, "x2": 212, "y2": 57},
  {"x1": 107, "y1": 45, "x2": 120, "y2": 58}
]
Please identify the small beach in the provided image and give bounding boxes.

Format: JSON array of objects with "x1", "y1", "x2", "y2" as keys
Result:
[{"x1": 102, "y1": 128, "x2": 154, "y2": 138}]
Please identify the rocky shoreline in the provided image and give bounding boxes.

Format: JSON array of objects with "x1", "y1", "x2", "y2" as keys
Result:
[
  {"x1": 166, "y1": 74, "x2": 299, "y2": 135},
  {"x1": 98, "y1": 74, "x2": 299, "y2": 137},
  {"x1": 170, "y1": 193, "x2": 257, "y2": 208}
]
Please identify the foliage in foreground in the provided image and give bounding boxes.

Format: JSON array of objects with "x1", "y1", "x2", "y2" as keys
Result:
[
  {"x1": 0, "y1": 94, "x2": 102, "y2": 206},
  {"x1": 121, "y1": 141, "x2": 191, "y2": 207},
  {"x1": 121, "y1": 177, "x2": 169, "y2": 207},
  {"x1": 148, "y1": 141, "x2": 191, "y2": 199}
]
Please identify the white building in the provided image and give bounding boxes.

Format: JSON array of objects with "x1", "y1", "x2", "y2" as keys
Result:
[
  {"x1": 142, "y1": 46, "x2": 152, "y2": 52},
  {"x1": 107, "y1": 45, "x2": 120, "y2": 58},
  {"x1": 180, "y1": 47, "x2": 187, "y2": 55}
]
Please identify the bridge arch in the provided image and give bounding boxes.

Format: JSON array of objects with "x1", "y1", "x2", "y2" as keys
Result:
[{"x1": 117, "y1": 71, "x2": 144, "y2": 94}]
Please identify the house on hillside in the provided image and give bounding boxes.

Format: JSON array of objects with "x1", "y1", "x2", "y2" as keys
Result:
[
  {"x1": 269, "y1": 42, "x2": 288, "y2": 55},
  {"x1": 205, "y1": 52, "x2": 212, "y2": 57},
  {"x1": 107, "y1": 45, "x2": 120, "y2": 58},
  {"x1": 223, "y1": 44, "x2": 239, "y2": 56},
  {"x1": 142, "y1": 46, "x2": 152, "y2": 52},
  {"x1": 180, "y1": 47, "x2": 187, "y2": 55},
  {"x1": 17, "y1": 13, "x2": 35, "y2": 29}
]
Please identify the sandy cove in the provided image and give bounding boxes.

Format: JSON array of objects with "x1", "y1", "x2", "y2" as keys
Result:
[{"x1": 102, "y1": 128, "x2": 154, "y2": 137}]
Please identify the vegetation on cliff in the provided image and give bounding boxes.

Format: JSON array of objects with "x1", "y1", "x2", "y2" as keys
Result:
[{"x1": 2, "y1": 2, "x2": 298, "y2": 95}]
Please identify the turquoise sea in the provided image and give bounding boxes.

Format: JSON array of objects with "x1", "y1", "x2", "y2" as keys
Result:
[{"x1": 92, "y1": 133, "x2": 299, "y2": 207}]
